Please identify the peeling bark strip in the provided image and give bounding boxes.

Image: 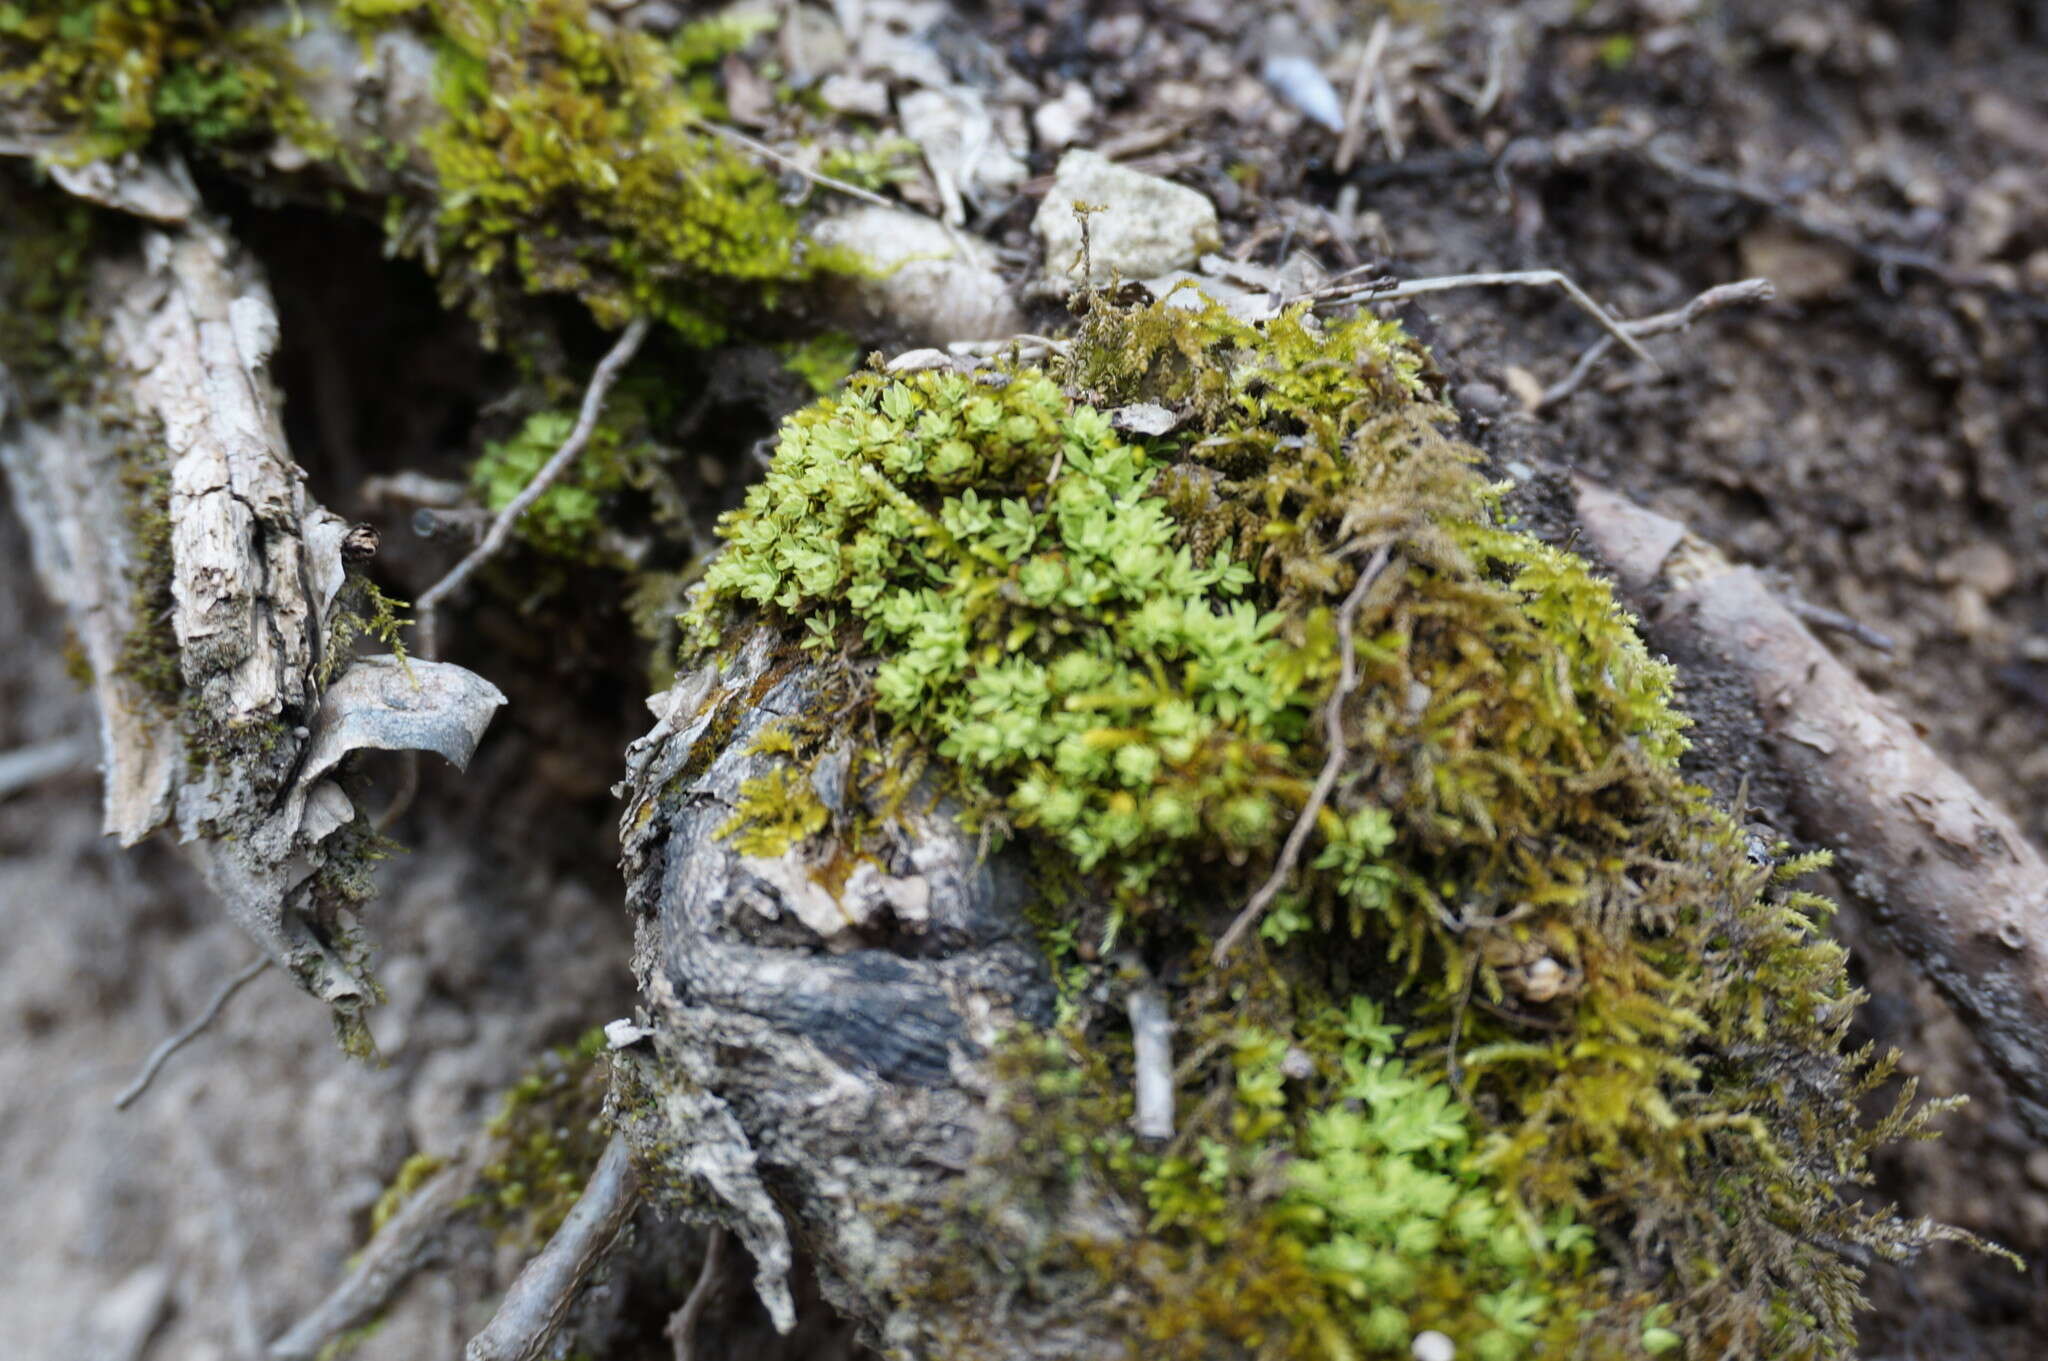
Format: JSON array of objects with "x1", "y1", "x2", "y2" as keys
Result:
[
  {"x1": 1575, "y1": 478, "x2": 2048, "y2": 1139},
  {"x1": 0, "y1": 154, "x2": 505, "y2": 1012},
  {"x1": 614, "y1": 632, "x2": 1069, "y2": 1351}
]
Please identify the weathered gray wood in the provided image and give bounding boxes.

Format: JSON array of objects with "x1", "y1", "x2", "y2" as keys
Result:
[
  {"x1": 614, "y1": 632, "x2": 1103, "y2": 1356},
  {"x1": 0, "y1": 155, "x2": 505, "y2": 1012}
]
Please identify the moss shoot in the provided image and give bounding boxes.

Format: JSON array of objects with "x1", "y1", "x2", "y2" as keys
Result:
[
  {"x1": 687, "y1": 288, "x2": 1989, "y2": 1358},
  {"x1": 340, "y1": 0, "x2": 863, "y2": 341}
]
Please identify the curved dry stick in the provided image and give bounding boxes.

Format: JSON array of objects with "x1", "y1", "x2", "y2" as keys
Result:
[
  {"x1": 1213, "y1": 546, "x2": 1392, "y2": 961},
  {"x1": 115, "y1": 956, "x2": 272, "y2": 1110},
  {"x1": 1537, "y1": 277, "x2": 1775, "y2": 409},
  {"x1": 414, "y1": 317, "x2": 651, "y2": 660},
  {"x1": 1313, "y1": 271, "x2": 1658, "y2": 369},
  {"x1": 268, "y1": 1147, "x2": 483, "y2": 1359},
  {"x1": 666, "y1": 1228, "x2": 728, "y2": 1361},
  {"x1": 466, "y1": 1133, "x2": 641, "y2": 1361},
  {"x1": 1573, "y1": 477, "x2": 2048, "y2": 1141}
]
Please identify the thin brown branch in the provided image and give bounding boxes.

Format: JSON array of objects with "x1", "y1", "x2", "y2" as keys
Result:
[
  {"x1": 414, "y1": 317, "x2": 651, "y2": 660},
  {"x1": 1573, "y1": 477, "x2": 2048, "y2": 1139},
  {"x1": 466, "y1": 1133, "x2": 640, "y2": 1361},
  {"x1": 1213, "y1": 546, "x2": 1392, "y2": 962},
  {"x1": 115, "y1": 955, "x2": 272, "y2": 1110},
  {"x1": 1537, "y1": 276, "x2": 1776, "y2": 410},
  {"x1": 666, "y1": 1228, "x2": 728, "y2": 1361},
  {"x1": 1788, "y1": 598, "x2": 1897, "y2": 655}
]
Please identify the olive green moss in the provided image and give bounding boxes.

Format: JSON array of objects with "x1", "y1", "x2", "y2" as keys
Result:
[
  {"x1": 687, "y1": 289, "x2": 1993, "y2": 1358},
  {"x1": 318, "y1": 573, "x2": 413, "y2": 686},
  {"x1": 341, "y1": 0, "x2": 863, "y2": 342},
  {"x1": 473, "y1": 1026, "x2": 612, "y2": 1249},
  {"x1": 0, "y1": 168, "x2": 183, "y2": 714},
  {"x1": 368, "y1": 1150, "x2": 447, "y2": 1234},
  {"x1": 0, "y1": 0, "x2": 328, "y2": 162}
]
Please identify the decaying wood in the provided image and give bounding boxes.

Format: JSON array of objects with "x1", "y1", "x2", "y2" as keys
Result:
[
  {"x1": 1574, "y1": 478, "x2": 2048, "y2": 1140},
  {"x1": 0, "y1": 154, "x2": 506, "y2": 1012},
  {"x1": 614, "y1": 631, "x2": 1099, "y2": 1355}
]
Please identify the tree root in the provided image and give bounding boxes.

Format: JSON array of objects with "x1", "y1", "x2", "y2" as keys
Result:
[{"x1": 1574, "y1": 477, "x2": 2048, "y2": 1139}]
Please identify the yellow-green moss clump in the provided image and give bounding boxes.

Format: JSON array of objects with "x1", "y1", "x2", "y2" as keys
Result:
[
  {"x1": 0, "y1": 0, "x2": 325, "y2": 162},
  {"x1": 687, "y1": 289, "x2": 1987, "y2": 1358},
  {"x1": 341, "y1": 0, "x2": 861, "y2": 341},
  {"x1": 472, "y1": 1027, "x2": 613, "y2": 1249}
]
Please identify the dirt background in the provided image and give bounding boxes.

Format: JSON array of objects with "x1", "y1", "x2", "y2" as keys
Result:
[{"x1": 5, "y1": 0, "x2": 2048, "y2": 1357}]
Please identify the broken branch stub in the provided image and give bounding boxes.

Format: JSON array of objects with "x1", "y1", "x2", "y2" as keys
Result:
[
  {"x1": 0, "y1": 156, "x2": 505, "y2": 1016},
  {"x1": 1573, "y1": 478, "x2": 2048, "y2": 1139},
  {"x1": 614, "y1": 631, "x2": 1125, "y2": 1354}
]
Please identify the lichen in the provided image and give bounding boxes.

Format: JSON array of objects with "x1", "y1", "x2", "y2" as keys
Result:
[{"x1": 687, "y1": 288, "x2": 1993, "y2": 1357}]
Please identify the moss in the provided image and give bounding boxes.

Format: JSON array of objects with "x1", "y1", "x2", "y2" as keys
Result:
[
  {"x1": 319, "y1": 574, "x2": 413, "y2": 686},
  {"x1": 341, "y1": 0, "x2": 862, "y2": 342},
  {"x1": 776, "y1": 331, "x2": 863, "y2": 396},
  {"x1": 474, "y1": 1026, "x2": 613, "y2": 1250},
  {"x1": 719, "y1": 763, "x2": 830, "y2": 858},
  {"x1": 469, "y1": 405, "x2": 634, "y2": 562},
  {"x1": 113, "y1": 430, "x2": 182, "y2": 713},
  {"x1": 689, "y1": 288, "x2": 1992, "y2": 1357},
  {"x1": 0, "y1": 1, "x2": 330, "y2": 163},
  {"x1": 369, "y1": 1151, "x2": 448, "y2": 1233}
]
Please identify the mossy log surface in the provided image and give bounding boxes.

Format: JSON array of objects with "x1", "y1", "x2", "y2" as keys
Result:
[{"x1": 610, "y1": 296, "x2": 1985, "y2": 1360}]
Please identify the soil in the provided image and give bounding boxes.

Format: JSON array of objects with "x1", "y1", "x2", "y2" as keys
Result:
[{"x1": 5, "y1": 0, "x2": 2048, "y2": 1357}]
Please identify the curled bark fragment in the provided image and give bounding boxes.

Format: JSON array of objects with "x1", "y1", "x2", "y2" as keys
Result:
[{"x1": 1574, "y1": 477, "x2": 2048, "y2": 1138}]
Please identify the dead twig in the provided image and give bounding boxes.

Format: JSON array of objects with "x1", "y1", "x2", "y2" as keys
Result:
[
  {"x1": 268, "y1": 1147, "x2": 485, "y2": 1360},
  {"x1": 1213, "y1": 546, "x2": 1392, "y2": 962},
  {"x1": 1573, "y1": 478, "x2": 2048, "y2": 1139},
  {"x1": 0, "y1": 733, "x2": 94, "y2": 799},
  {"x1": 1537, "y1": 276, "x2": 1776, "y2": 410},
  {"x1": 1334, "y1": 17, "x2": 1390, "y2": 175},
  {"x1": 1125, "y1": 967, "x2": 1175, "y2": 1140},
  {"x1": 1310, "y1": 270, "x2": 1658, "y2": 370},
  {"x1": 698, "y1": 120, "x2": 896, "y2": 210},
  {"x1": 466, "y1": 1133, "x2": 640, "y2": 1361},
  {"x1": 414, "y1": 317, "x2": 651, "y2": 660},
  {"x1": 1789, "y1": 598, "x2": 1897, "y2": 655},
  {"x1": 115, "y1": 955, "x2": 272, "y2": 1110},
  {"x1": 1473, "y1": 14, "x2": 1518, "y2": 119},
  {"x1": 666, "y1": 1228, "x2": 727, "y2": 1361}
]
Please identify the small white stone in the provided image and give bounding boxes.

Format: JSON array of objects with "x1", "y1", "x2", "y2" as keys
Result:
[
  {"x1": 1034, "y1": 149, "x2": 1220, "y2": 288},
  {"x1": 1261, "y1": 54, "x2": 1343, "y2": 132},
  {"x1": 1032, "y1": 82, "x2": 1097, "y2": 152},
  {"x1": 1521, "y1": 955, "x2": 1566, "y2": 1003},
  {"x1": 1412, "y1": 1330, "x2": 1456, "y2": 1361}
]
